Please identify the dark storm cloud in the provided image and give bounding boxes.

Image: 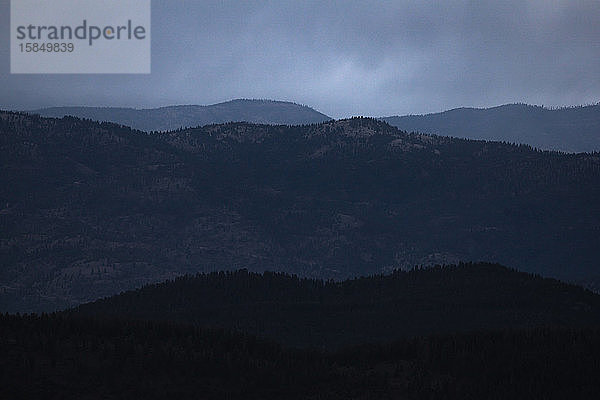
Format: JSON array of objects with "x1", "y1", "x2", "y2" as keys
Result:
[{"x1": 1, "y1": 0, "x2": 598, "y2": 117}]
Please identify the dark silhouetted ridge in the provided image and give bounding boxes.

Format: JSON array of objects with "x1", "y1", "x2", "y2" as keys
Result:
[{"x1": 72, "y1": 263, "x2": 600, "y2": 348}]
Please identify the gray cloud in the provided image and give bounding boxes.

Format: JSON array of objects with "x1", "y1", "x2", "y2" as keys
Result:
[{"x1": 1, "y1": 0, "x2": 598, "y2": 117}]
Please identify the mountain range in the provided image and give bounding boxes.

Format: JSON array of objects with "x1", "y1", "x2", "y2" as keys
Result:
[
  {"x1": 31, "y1": 100, "x2": 600, "y2": 152},
  {"x1": 1, "y1": 111, "x2": 600, "y2": 312},
  {"x1": 3, "y1": 107, "x2": 600, "y2": 398},
  {"x1": 382, "y1": 103, "x2": 600, "y2": 153},
  {"x1": 31, "y1": 99, "x2": 332, "y2": 131}
]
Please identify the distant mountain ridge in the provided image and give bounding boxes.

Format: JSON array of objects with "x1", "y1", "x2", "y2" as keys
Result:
[
  {"x1": 31, "y1": 102, "x2": 600, "y2": 152},
  {"x1": 382, "y1": 103, "x2": 600, "y2": 153},
  {"x1": 30, "y1": 99, "x2": 332, "y2": 131}
]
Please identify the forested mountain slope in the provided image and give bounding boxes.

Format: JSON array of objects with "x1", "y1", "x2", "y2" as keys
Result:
[
  {"x1": 1, "y1": 112, "x2": 600, "y2": 311},
  {"x1": 73, "y1": 264, "x2": 600, "y2": 348}
]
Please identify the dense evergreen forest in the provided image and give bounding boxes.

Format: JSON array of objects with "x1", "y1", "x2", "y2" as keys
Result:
[
  {"x1": 1, "y1": 111, "x2": 600, "y2": 311},
  {"x1": 4, "y1": 264, "x2": 600, "y2": 398},
  {"x1": 72, "y1": 263, "x2": 600, "y2": 348},
  {"x1": 2, "y1": 313, "x2": 600, "y2": 399}
]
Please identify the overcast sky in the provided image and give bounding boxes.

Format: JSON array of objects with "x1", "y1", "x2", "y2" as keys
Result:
[{"x1": 1, "y1": 0, "x2": 599, "y2": 118}]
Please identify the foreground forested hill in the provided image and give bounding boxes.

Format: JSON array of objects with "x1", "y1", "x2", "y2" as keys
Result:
[
  {"x1": 5, "y1": 264, "x2": 600, "y2": 398},
  {"x1": 72, "y1": 263, "x2": 600, "y2": 348},
  {"x1": 1, "y1": 111, "x2": 600, "y2": 311}
]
